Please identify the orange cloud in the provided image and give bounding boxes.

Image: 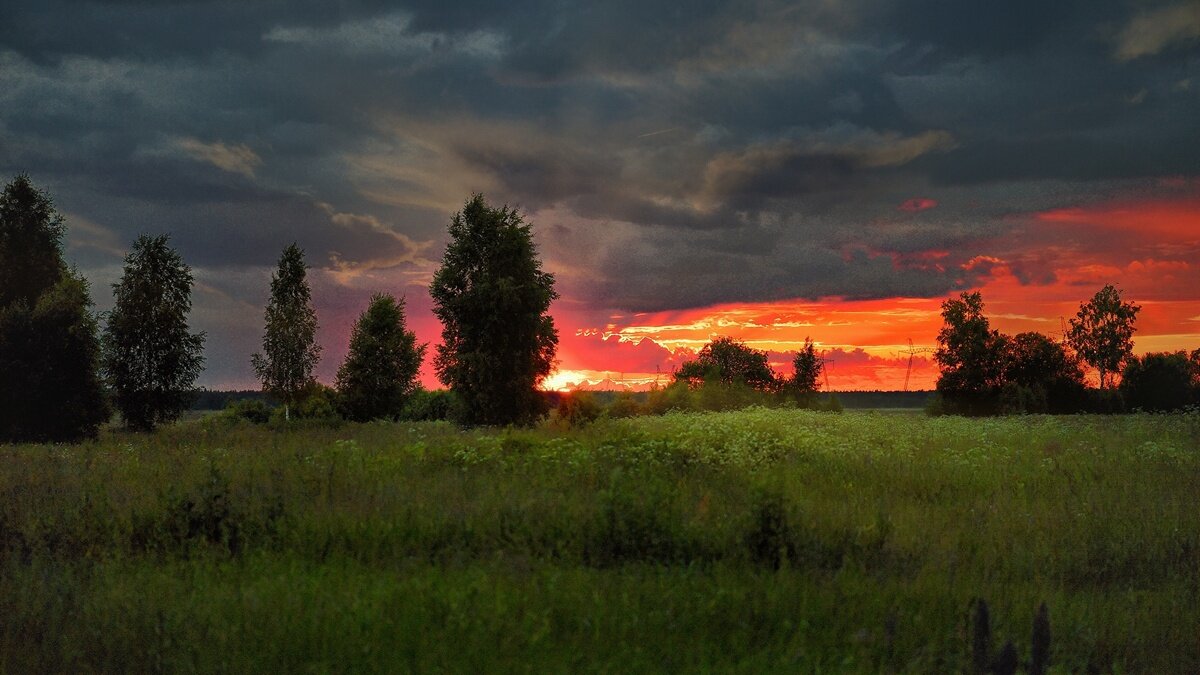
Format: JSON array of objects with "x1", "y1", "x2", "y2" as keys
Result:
[{"x1": 898, "y1": 197, "x2": 938, "y2": 212}]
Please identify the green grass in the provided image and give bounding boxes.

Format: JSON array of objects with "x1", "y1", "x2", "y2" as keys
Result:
[{"x1": 1, "y1": 409, "x2": 1198, "y2": 673}]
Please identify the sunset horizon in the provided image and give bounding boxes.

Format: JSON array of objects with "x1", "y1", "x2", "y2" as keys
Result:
[{"x1": 3, "y1": 1, "x2": 1198, "y2": 392}]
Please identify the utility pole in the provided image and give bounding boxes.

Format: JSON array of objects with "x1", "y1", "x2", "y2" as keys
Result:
[{"x1": 897, "y1": 338, "x2": 935, "y2": 392}]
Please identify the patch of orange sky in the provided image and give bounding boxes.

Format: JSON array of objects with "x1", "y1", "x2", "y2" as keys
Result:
[{"x1": 541, "y1": 194, "x2": 1200, "y2": 391}]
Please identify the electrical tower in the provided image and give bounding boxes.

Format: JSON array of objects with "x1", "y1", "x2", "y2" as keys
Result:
[
  {"x1": 819, "y1": 350, "x2": 835, "y2": 391},
  {"x1": 897, "y1": 338, "x2": 935, "y2": 392}
]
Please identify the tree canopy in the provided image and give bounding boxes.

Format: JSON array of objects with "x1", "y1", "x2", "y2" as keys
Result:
[
  {"x1": 1067, "y1": 285, "x2": 1140, "y2": 389},
  {"x1": 0, "y1": 175, "x2": 66, "y2": 309},
  {"x1": 791, "y1": 337, "x2": 822, "y2": 397},
  {"x1": 251, "y1": 243, "x2": 321, "y2": 418},
  {"x1": 674, "y1": 336, "x2": 779, "y2": 391},
  {"x1": 102, "y1": 234, "x2": 205, "y2": 431},
  {"x1": 0, "y1": 175, "x2": 108, "y2": 441},
  {"x1": 430, "y1": 195, "x2": 558, "y2": 426},
  {"x1": 336, "y1": 293, "x2": 426, "y2": 422},
  {"x1": 1120, "y1": 351, "x2": 1197, "y2": 412},
  {"x1": 934, "y1": 292, "x2": 1009, "y2": 415}
]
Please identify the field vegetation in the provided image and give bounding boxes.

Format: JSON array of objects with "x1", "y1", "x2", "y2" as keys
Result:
[{"x1": 2, "y1": 409, "x2": 1197, "y2": 672}]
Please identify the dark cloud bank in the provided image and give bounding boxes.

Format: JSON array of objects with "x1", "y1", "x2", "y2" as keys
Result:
[{"x1": 1, "y1": 0, "x2": 1197, "y2": 384}]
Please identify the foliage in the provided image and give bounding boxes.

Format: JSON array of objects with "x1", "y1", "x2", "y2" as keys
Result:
[
  {"x1": 1067, "y1": 285, "x2": 1140, "y2": 389},
  {"x1": 934, "y1": 292, "x2": 1009, "y2": 415},
  {"x1": 644, "y1": 379, "x2": 780, "y2": 414},
  {"x1": 1001, "y1": 332, "x2": 1087, "y2": 414},
  {"x1": 102, "y1": 235, "x2": 206, "y2": 431},
  {"x1": 791, "y1": 337, "x2": 823, "y2": 400},
  {"x1": 1120, "y1": 351, "x2": 1198, "y2": 412},
  {"x1": 1, "y1": 410, "x2": 1197, "y2": 672},
  {"x1": 552, "y1": 391, "x2": 604, "y2": 428},
  {"x1": 251, "y1": 244, "x2": 321, "y2": 419},
  {"x1": 400, "y1": 388, "x2": 460, "y2": 422},
  {"x1": 0, "y1": 174, "x2": 66, "y2": 309},
  {"x1": 0, "y1": 273, "x2": 110, "y2": 442},
  {"x1": 606, "y1": 391, "x2": 644, "y2": 418},
  {"x1": 429, "y1": 195, "x2": 559, "y2": 426},
  {"x1": 674, "y1": 336, "x2": 780, "y2": 391},
  {"x1": 269, "y1": 383, "x2": 340, "y2": 426},
  {"x1": 336, "y1": 294, "x2": 426, "y2": 422},
  {"x1": 0, "y1": 175, "x2": 108, "y2": 442},
  {"x1": 222, "y1": 398, "x2": 272, "y2": 424}
]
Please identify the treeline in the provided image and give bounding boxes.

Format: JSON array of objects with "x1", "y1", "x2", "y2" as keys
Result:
[
  {"x1": 3, "y1": 172, "x2": 1195, "y2": 442},
  {"x1": 0, "y1": 178, "x2": 557, "y2": 441},
  {"x1": 932, "y1": 290, "x2": 1200, "y2": 416}
]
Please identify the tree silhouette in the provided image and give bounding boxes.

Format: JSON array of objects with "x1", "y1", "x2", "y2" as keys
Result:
[
  {"x1": 102, "y1": 234, "x2": 206, "y2": 431},
  {"x1": 1067, "y1": 285, "x2": 1139, "y2": 389},
  {"x1": 430, "y1": 195, "x2": 558, "y2": 426},
  {"x1": 336, "y1": 293, "x2": 426, "y2": 422},
  {"x1": 252, "y1": 244, "x2": 321, "y2": 420},
  {"x1": 0, "y1": 175, "x2": 108, "y2": 442},
  {"x1": 674, "y1": 336, "x2": 780, "y2": 391},
  {"x1": 791, "y1": 337, "x2": 822, "y2": 399},
  {"x1": 934, "y1": 292, "x2": 1008, "y2": 415},
  {"x1": 1120, "y1": 351, "x2": 1196, "y2": 412},
  {"x1": 1002, "y1": 332, "x2": 1086, "y2": 413},
  {"x1": 0, "y1": 174, "x2": 66, "y2": 309}
]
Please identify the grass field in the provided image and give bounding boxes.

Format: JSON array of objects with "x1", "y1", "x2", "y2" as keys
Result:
[{"x1": 1, "y1": 409, "x2": 1197, "y2": 673}]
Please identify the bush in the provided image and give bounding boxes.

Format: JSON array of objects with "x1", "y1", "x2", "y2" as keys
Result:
[
  {"x1": 1121, "y1": 352, "x2": 1198, "y2": 412},
  {"x1": 606, "y1": 391, "x2": 643, "y2": 418},
  {"x1": 223, "y1": 399, "x2": 271, "y2": 424},
  {"x1": 269, "y1": 383, "x2": 340, "y2": 425},
  {"x1": 552, "y1": 391, "x2": 603, "y2": 428},
  {"x1": 400, "y1": 389, "x2": 461, "y2": 422}
]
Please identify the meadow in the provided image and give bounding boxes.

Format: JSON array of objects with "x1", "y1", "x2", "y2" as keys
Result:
[{"x1": 1, "y1": 409, "x2": 1197, "y2": 673}]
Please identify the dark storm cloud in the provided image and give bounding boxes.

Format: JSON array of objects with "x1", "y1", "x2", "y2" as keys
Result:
[{"x1": 1, "y1": 0, "x2": 1198, "y2": 384}]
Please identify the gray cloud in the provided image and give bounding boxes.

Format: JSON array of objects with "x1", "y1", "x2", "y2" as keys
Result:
[{"x1": 1, "y1": 0, "x2": 1197, "y2": 385}]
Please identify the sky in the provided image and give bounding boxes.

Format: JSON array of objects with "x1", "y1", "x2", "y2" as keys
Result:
[{"x1": 1, "y1": 0, "x2": 1198, "y2": 391}]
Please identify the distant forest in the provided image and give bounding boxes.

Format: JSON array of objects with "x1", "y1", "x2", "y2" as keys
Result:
[{"x1": 191, "y1": 389, "x2": 934, "y2": 411}]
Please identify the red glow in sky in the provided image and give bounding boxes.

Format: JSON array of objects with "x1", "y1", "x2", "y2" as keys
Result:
[{"x1": 536, "y1": 195, "x2": 1200, "y2": 391}]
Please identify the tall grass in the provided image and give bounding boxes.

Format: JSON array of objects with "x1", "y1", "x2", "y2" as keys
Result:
[{"x1": 1, "y1": 410, "x2": 1197, "y2": 672}]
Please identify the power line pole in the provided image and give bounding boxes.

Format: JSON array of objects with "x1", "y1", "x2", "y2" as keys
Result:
[{"x1": 897, "y1": 338, "x2": 935, "y2": 392}]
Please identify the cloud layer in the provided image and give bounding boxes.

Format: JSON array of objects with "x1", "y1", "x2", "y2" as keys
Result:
[{"x1": 1, "y1": 0, "x2": 1197, "y2": 387}]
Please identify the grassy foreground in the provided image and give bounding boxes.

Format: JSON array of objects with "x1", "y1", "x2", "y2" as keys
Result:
[{"x1": 1, "y1": 409, "x2": 1197, "y2": 673}]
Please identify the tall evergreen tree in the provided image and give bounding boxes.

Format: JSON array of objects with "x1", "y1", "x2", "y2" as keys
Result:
[
  {"x1": 430, "y1": 195, "x2": 558, "y2": 426},
  {"x1": 0, "y1": 174, "x2": 66, "y2": 309},
  {"x1": 336, "y1": 293, "x2": 426, "y2": 422},
  {"x1": 102, "y1": 235, "x2": 206, "y2": 431},
  {"x1": 0, "y1": 175, "x2": 108, "y2": 442},
  {"x1": 251, "y1": 243, "x2": 321, "y2": 419}
]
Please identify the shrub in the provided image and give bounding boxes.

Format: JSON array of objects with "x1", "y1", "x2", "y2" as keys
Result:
[
  {"x1": 399, "y1": 389, "x2": 460, "y2": 422},
  {"x1": 1121, "y1": 352, "x2": 1197, "y2": 412},
  {"x1": 552, "y1": 391, "x2": 603, "y2": 428},
  {"x1": 223, "y1": 399, "x2": 271, "y2": 424},
  {"x1": 269, "y1": 383, "x2": 340, "y2": 426},
  {"x1": 606, "y1": 391, "x2": 643, "y2": 418}
]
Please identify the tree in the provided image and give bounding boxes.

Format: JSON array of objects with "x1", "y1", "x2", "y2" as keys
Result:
[
  {"x1": 0, "y1": 175, "x2": 108, "y2": 442},
  {"x1": 791, "y1": 337, "x2": 823, "y2": 398},
  {"x1": 1067, "y1": 285, "x2": 1140, "y2": 389},
  {"x1": 1002, "y1": 332, "x2": 1086, "y2": 413},
  {"x1": 674, "y1": 336, "x2": 780, "y2": 391},
  {"x1": 1120, "y1": 352, "x2": 1197, "y2": 412},
  {"x1": 102, "y1": 235, "x2": 206, "y2": 431},
  {"x1": 336, "y1": 293, "x2": 426, "y2": 422},
  {"x1": 251, "y1": 243, "x2": 321, "y2": 420},
  {"x1": 934, "y1": 292, "x2": 1009, "y2": 415},
  {"x1": 429, "y1": 195, "x2": 558, "y2": 426},
  {"x1": 0, "y1": 174, "x2": 66, "y2": 309}
]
